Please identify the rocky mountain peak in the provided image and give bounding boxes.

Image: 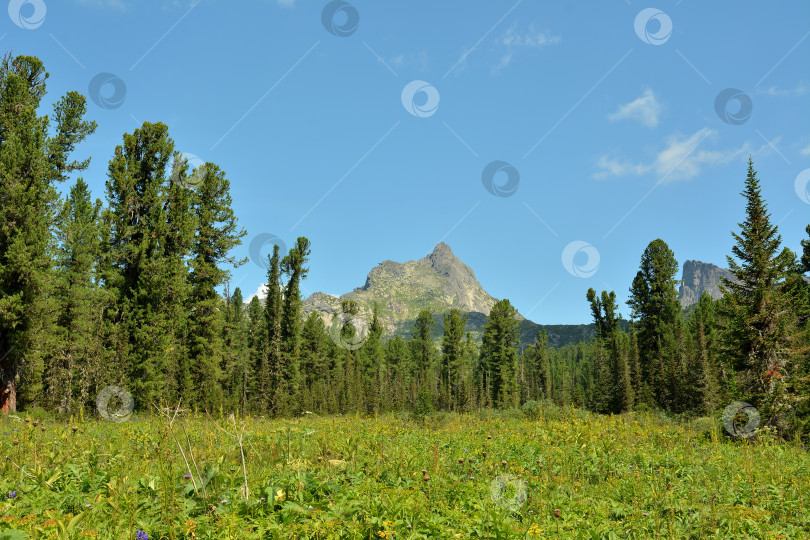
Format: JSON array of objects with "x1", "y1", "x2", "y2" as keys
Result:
[
  {"x1": 679, "y1": 260, "x2": 734, "y2": 308},
  {"x1": 303, "y1": 243, "x2": 505, "y2": 337}
]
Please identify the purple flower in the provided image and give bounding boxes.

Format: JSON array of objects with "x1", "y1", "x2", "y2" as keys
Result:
[
  {"x1": 136, "y1": 531, "x2": 149, "y2": 540},
  {"x1": 183, "y1": 474, "x2": 191, "y2": 479},
  {"x1": 6, "y1": 490, "x2": 16, "y2": 499}
]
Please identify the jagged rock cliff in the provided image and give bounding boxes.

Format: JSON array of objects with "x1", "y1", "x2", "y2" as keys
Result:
[
  {"x1": 679, "y1": 260, "x2": 735, "y2": 308},
  {"x1": 301, "y1": 242, "x2": 507, "y2": 337}
]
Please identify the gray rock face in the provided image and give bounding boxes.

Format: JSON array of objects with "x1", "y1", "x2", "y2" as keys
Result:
[
  {"x1": 302, "y1": 242, "x2": 504, "y2": 336},
  {"x1": 679, "y1": 260, "x2": 735, "y2": 308}
]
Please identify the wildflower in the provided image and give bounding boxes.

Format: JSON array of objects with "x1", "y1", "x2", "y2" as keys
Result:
[
  {"x1": 423, "y1": 475, "x2": 430, "y2": 482},
  {"x1": 221, "y1": 499, "x2": 227, "y2": 504},
  {"x1": 554, "y1": 509, "x2": 561, "y2": 518},
  {"x1": 6, "y1": 491, "x2": 16, "y2": 499},
  {"x1": 136, "y1": 531, "x2": 149, "y2": 540},
  {"x1": 85, "y1": 503, "x2": 92, "y2": 508},
  {"x1": 183, "y1": 474, "x2": 191, "y2": 479}
]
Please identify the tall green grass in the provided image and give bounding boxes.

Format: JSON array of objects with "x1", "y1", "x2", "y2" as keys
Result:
[{"x1": 0, "y1": 406, "x2": 807, "y2": 539}]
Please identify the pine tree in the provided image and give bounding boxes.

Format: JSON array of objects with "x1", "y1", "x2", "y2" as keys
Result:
[
  {"x1": 441, "y1": 309, "x2": 467, "y2": 409},
  {"x1": 587, "y1": 289, "x2": 632, "y2": 413},
  {"x1": 187, "y1": 162, "x2": 247, "y2": 412},
  {"x1": 279, "y1": 237, "x2": 311, "y2": 414},
  {"x1": 224, "y1": 287, "x2": 250, "y2": 414},
  {"x1": 627, "y1": 239, "x2": 681, "y2": 410},
  {"x1": 687, "y1": 292, "x2": 719, "y2": 414},
  {"x1": 1, "y1": 54, "x2": 96, "y2": 413},
  {"x1": 265, "y1": 245, "x2": 283, "y2": 415},
  {"x1": 45, "y1": 178, "x2": 107, "y2": 413},
  {"x1": 719, "y1": 158, "x2": 798, "y2": 420},
  {"x1": 480, "y1": 299, "x2": 520, "y2": 408},
  {"x1": 106, "y1": 122, "x2": 188, "y2": 409},
  {"x1": 412, "y1": 309, "x2": 436, "y2": 403},
  {"x1": 246, "y1": 295, "x2": 268, "y2": 411}
]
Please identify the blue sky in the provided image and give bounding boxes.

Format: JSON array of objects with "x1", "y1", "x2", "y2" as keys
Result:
[{"x1": 6, "y1": 0, "x2": 810, "y2": 324}]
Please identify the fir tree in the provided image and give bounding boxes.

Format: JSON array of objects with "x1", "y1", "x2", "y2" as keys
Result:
[
  {"x1": 0, "y1": 54, "x2": 96, "y2": 412},
  {"x1": 719, "y1": 158, "x2": 798, "y2": 420}
]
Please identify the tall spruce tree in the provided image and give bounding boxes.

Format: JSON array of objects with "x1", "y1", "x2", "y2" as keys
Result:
[
  {"x1": 719, "y1": 158, "x2": 798, "y2": 422},
  {"x1": 1, "y1": 54, "x2": 96, "y2": 412}
]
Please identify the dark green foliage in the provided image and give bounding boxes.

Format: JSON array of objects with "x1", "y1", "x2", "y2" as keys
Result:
[
  {"x1": 480, "y1": 299, "x2": 520, "y2": 408},
  {"x1": 719, "y1": 158, "x2": 801, "y2": 431},
  {"x1": 0, "y1": 54, "x2": 96, "y2": 412},
  {"x1": 627, "y1": 239, "x2": 682, "y2": 410}
]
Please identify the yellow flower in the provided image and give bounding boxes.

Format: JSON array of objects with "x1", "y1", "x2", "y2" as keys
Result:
[{"x1": 274, "y1": 489, "x2": 286, "y2": 503}]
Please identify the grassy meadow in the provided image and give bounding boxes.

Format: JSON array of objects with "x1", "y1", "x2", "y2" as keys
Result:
[{"x1": 0, "y1": 406, "x2": 808, "y2": 539}]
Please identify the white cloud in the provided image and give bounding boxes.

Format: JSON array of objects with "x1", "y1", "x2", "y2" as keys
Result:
[
  {"x1": 246, "y1": 284, "x2": 267, "y2": 303},
  {"x1": 491, "y1": 21, "x2": 560, "y2": 73},
  {"x1": 800, "y1": 141, "x2": 810, "y2": 155},
  {"x1": 608, "y1": 88, "x2": 663, "y2": 128},
  {"x1": 757, "y1": 81, "x2": 808, "y2": 97},
  {"x1": 594, "y1": 128, "x2": 755, "y2": 181}
]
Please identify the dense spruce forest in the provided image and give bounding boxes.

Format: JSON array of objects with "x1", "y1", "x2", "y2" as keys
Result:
[{"x1": 2, "y1": 53, "x2": 809, "y2": 441}]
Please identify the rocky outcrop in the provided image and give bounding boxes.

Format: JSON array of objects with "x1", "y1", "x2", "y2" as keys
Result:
[
  {"x1": 679, "y1": 260, "x2": 735, "y2": 308},
  {"x1": 302, "y1": 243, "x2": 504, "y2": 336}
]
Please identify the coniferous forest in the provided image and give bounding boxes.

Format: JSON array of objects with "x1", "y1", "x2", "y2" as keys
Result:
[{"x1": 2, "y1": 53, "x2": 809, "y2": 443}]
